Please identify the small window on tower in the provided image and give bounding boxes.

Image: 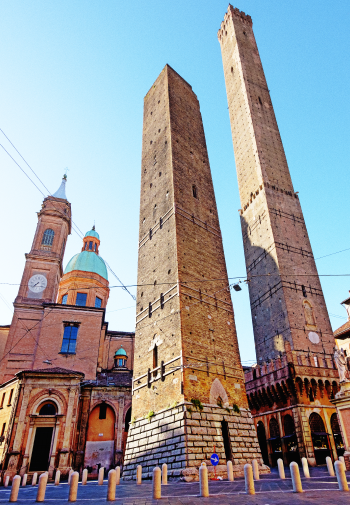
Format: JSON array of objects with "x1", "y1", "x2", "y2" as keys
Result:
[
  {"x1": 99, "y1": 403, "x2": 107, "y2": 420},
  {"x1": 42, "y1": 229, "x2": 55, "y2": 247},
  {"x1": 95, "y1": 297, "x2": 102, "y2": 308},
  {"x1": 153, "y1": 345, "x2": 158, "y2": 377},
  {"x1": 62, "y1": 294, "x2": 68, "y2": 305},
  {"x1": 76, "y1": 293, "x2": 87, "y2": 306},
  {"x1": 94, "y1": 244, "x2": 97, "y2": 252},
  {"x1": 84, "y1": 242, "x2": 87, "y2": 250},
  {"x1": 192, "y1": 185, "x2": 198, "y2": 199},
  {"x1": 302, "y1": 285, "x2": 307, "y2": 298},
  {"x1": 89, "y1": 241, "x2": 93, "y2": 250}
]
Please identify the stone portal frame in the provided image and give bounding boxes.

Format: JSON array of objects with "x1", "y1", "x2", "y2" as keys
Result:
[{"x1": 21, "y1": 390, "x2": 68, "y2": 479}]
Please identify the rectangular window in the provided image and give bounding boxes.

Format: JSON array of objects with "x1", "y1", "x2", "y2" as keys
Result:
[
  {"x1": 118, "y1": 358, "x2": 124, "y2": 367},
  {"x1": 314, "y1": 356, "x2": 318, "y2": 367},
  {"x1": 99, "y1": 404, "x2": 107, "y2": 420},
  {"x1": 61, "y1": 325, "x2": 79, "y2": 354},
  {"x1": 76, "y1": 293, "x2": 87, "y2": 306},
  {"x1": 62, "y1": 294, "x2": 68, "y2": 305},
  {"x1": 7, "y1": 389, "x2": 13, "y2": 406},
  {"x1": 0, "y1": 393, "x2": 5, "y2": 409},
  {"x1": 89, "y1": 241, "x2": 93, "y2": 250},
  {"x1": 95, "y1": 297, "x2": 102, "y2": 308}
]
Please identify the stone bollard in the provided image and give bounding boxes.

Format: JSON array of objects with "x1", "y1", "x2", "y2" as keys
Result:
[
  {"x1": 4, "y1": 476, "x2": 10, "y2": 487},
  {"x1": 199, "y1": 464, "x2": 209, "y2": 497},
  {"x1": 54, "y1": 470, "x2": 60, "y2": 486},
  {"x1": 107, "y1": 469, "x2": 117, "y2": 501},
  {"x1": 244, "y1": 464, "x2": 255, "y2": 495},
  {"x1": 68, "y1": 472, "x2": 79, "y2": 502},
  {"x1": 9, "y1": 475, "x2": 21, "y2": 502},
  {"x1": 36, "y1": 472, "x2": 48, "y2": 502},
  {"x1": 290, "y1": 462, "x2": 303, "y2": 493},
  {"x1": 227, "y1": 460, "x2": 234, "y2": 481},
  {"x1": 82, "y1": 469, "x2": 88, "y2": 485},
  {"x1": 326, "y1": 456, "x2": 335, "y2": 477},
  {"x1": 136, "y1": 465, "x2": 142, "y2": 485},
  {"x1": 162, "y1": 463, "x2": 168, "y2": 485},
  {"x1": 301, "y1": 457, "x2": 310, "y2": 478},
  {"x1": 32, "y1": 473, "x2": 38, "y2": 486},
  {"x1": 153, "y1": 467, "x2": 161, "y2": 500},
  {"x1": 277, "y1": 458, "x2": 285, "y2": 479},
  {"x1": 98, "y1": 467, "x2": 104, "y2": 485},
  {"x1": 68, "y1": 469, "x2": 73, "y2": 485},
  {"x1": 252, "y1": 459, "x2": 259, "y2": 480},
  {"x1": 21, "y1": 474, "x2": 27, "y2": 487},
  {"x1": 115, "y1": 467, "x2": 120, "y2": 486},
  {"x1": 335, "y1": 461, "x2": 349, "y2": 492}
]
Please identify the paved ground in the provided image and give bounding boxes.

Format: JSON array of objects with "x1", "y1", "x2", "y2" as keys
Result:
[{"x1": 0, "y1": 467, "x2": 349, "y2": 504}]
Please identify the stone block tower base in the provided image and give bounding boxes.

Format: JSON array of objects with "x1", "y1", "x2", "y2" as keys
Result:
[{"x1": 123, "y1": 403, "x2": 269, "y2": 481}]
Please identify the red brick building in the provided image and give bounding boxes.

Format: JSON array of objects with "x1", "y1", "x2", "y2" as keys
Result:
[{"x1": 0, "y1": 178, "x2": 134, "y2": 482}]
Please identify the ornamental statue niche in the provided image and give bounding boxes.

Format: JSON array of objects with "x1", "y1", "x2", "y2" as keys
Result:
[
  {"x1": 334, "y1": 347, "x2": 349, "y2": 383},
  {"x1": 303, "y1": 300, "x2": 317, "y2": 329}
]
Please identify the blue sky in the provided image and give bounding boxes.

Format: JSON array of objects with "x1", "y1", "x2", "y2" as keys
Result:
[{"x1": 0, "y1": 0, "x2": 349, "y2": 365}]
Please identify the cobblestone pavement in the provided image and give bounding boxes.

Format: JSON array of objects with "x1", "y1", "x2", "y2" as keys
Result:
[{"x1": 0, "y1": 467, "x2": 349, "y2": 504}]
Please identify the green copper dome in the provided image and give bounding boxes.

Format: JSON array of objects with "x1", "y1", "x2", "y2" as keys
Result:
[
  {"x1": 115, "y1": 346, "x2": 127, "y2": 356},
  {"x1": 85, "y1": 229, "x2": 100, "y2": 240},
  {"x1": 64, "y1": 251, "x2": 108, "y2": 280}
]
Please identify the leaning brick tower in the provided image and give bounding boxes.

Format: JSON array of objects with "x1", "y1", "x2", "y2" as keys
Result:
[
  {"x1": 218, "y1": 6, "x2": 340, "y2": 467},
  {"x1": 123, "y1": 65, "x2": 266, "y2": 480},
  {"x1": 218, "y1": 6, "x2": 334, "y2": 363}
]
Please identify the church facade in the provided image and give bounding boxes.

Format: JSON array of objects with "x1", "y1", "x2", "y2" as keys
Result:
[{"x1": 0, "y1": 178, "x2": 134, "y2": 482}]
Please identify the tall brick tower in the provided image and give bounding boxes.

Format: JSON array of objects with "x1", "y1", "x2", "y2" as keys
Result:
[
  {"x1": 0, "y1": 177, "x2": 71, "y2": 382},
  {"x1": 123, "y1": 65, "x2": 266, "y2": 480},
  {"x1": 218, "y1": 6, "x2": 341, "y2": 467}
]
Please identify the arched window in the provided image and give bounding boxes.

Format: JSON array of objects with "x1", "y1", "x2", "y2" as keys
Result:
[
  {"x1": 39, "y1": 402, "x2": 57, "y2": 415},
  {"x1": 283, "y1": 414, "x2": 295, "y2": 436},
  {"x1": 269, "y1": 418, "x2": 280, "y2": 438},
  {"x1": 331, "y1": 413, "x2": 341, "y2": 434},
  {"x1": 309, "y1": 412, "x2": 325, "y2": 433},
  {"x1": 42, "y1": 229, "x2": 54, "y2": 246}
]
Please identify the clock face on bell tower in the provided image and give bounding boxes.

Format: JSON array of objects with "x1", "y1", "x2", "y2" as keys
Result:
[{"x1": 28, "y1": 274, "x2": 48, "y2": 294}]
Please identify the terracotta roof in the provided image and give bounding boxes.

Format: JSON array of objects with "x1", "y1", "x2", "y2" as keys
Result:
[
  {"x1": 17, "y1": 367, "x2": 85, "y2": 376},
  {"x1": 334, "y1": 320, "x2": 350, "y2": 339}
]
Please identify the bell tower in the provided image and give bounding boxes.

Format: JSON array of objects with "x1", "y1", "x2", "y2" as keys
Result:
[
  {"x1": 0, "y1": 177, "x2": 71, "y2": 382},
  {"x1": 15, "y1": 176, "x2": 71, "y2": 305}
]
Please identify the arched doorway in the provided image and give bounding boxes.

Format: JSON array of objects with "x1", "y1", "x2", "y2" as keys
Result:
[
  {"x1": 331, "y1": 413, "x2": 344, "y2": 458},
  {"x1": 282, "y1": 414, "x2": 299, "y2": 464},
  {"x1": 256, "y1": 421, "x2": 269, "y2": 466},
  {"x1": 84, "y1": 403, "x2": 116, "y2": 475},
  {"x1": 122, "y1": 408, "x2": 132, "y2": 461},
  {"x1": 29, "y1": 401, "x2": 57, "y2": 472},
  {"x1": 268, "y1": 418, "x2": 282, "y2": 467},
  {"x1": 309, "y1": 412, "x2": 331, "y2": 465}
]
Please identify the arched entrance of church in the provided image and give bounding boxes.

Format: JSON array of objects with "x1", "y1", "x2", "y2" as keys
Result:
[
  {"x1": 309, "y1": 412, "x2": 331, "y2": 465},
  {"x1": 29, "y1": 402, "x2": 58, "y2": 472},
  {"x1": 84, "y1": 403, "x2": 116, "y2": 475}
]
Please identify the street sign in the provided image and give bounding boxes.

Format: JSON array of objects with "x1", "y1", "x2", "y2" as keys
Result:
[{"x1": 210, "y1": 453, "x2": 219, "y2": 466}]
